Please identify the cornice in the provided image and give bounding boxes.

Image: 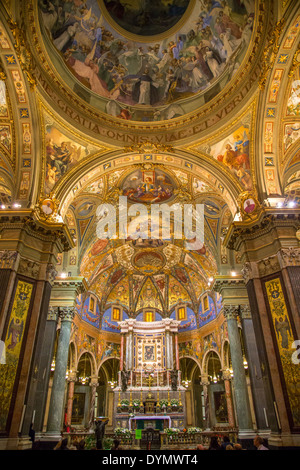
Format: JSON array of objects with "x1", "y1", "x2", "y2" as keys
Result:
[
  {"x1": 0, "y1": 209, "x2": 74, "y2": 251},
  {"x1": 225, "y1": 207, "x2": 300, "y2": 250}
]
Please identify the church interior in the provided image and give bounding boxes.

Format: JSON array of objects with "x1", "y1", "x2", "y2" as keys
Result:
[{"x1": 0, "y1": 0, "x2": 299, "y2": 451}]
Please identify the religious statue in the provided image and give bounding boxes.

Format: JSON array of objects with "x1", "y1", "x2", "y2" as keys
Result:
[
  {"x1": 95, "y1": 418, "x2": 109, "y2": 450},
  {"x1": 170, "y1": 369, "x2": 178, "y2": 391},
  {"x1": 121, "y1": 368, "x2": 130, "y2": 392}
]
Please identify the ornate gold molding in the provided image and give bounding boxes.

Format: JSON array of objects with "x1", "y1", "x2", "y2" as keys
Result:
[{"x1": 259, "y1": 19, "x2": 285, "y2": 90}]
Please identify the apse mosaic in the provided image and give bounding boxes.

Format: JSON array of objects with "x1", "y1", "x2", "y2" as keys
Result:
[{"x1": 39, "y1": 0, "x2": 255, "y2": 121}]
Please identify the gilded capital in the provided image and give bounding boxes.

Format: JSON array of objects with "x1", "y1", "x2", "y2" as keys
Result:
[
  {"x1": 59, "y1": 307, "x2": 75, "y2": 322},
  {"x1": 47, "y1": 306, "x2": 59, "y2": 321},
  {"x1": 223, "y1": 305, "x2": 239, "y2": 320},
  {"x1": 239, "y1": 304, "x2": 252, "y2": 319}
]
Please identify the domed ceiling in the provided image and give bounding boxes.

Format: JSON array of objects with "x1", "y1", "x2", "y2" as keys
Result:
[
  {"x1": 38, "y1": 0, "x2": 255, "y2": 121},
  {"x1": 64, "y1": 163, "x2": 221, "y2": 315}
]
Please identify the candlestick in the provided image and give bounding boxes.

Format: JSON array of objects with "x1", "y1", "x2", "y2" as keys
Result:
[
  {"x1": 157, "y1": 370, "x2": 159, "y2": 388},
  {"x1": 168, "y1": 390, "x2": 171, "y2": 406}
]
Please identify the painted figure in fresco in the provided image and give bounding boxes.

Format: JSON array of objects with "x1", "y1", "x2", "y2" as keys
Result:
[
  {"x1": 39, "y1": 0, "x2": 254, "y2": 114},
  {"x1": 7, "y1": 318, "x2": 24, "y2": 350},
  {"x1": 275, "y1": 316, "x2": 292, "y2": 349}
]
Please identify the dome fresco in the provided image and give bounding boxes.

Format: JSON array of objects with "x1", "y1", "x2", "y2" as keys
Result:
[{"x1": 38, "y1": 0, "x2": 255, "y2": 121}]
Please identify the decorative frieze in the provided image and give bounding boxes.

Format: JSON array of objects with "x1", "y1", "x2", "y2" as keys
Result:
[
  {"x1": 258, "y1": 255, "x2": 281, "y2": 277},
  {"x1": 279, "y1": 247, "x2": 300, "y2": 268},
  {"x1": 18, "y1": 257, "x2": 40, "y2": 279},
  {"x1": 0, "y1": 250, "x2": 18, "y2": 270},
  {"x1": 46, "y1": 263, "x2": 58, "y2": 284}
]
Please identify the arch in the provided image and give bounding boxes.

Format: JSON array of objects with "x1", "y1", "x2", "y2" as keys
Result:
[
  {"x1": 52, "y1": 149, "x2": 241, "y2": 219},
  {"x1": 97, "y1": 355, "x2": 120, "y2": 375},
  {"x1": 179, "y1": 355, "x2": 202, "y2": 377},
  {"x1": 202, "y1": 348, "x2": 222, "y2": 376},
  {"x1": 76, "y1": 350, "x2": 97, "y2": 378},
  {"x1": 68, "y1": 341, "x2": 77, "y2": 373}
]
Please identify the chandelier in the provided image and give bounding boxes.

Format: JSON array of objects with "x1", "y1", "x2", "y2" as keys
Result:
[{"x1": 78, "y1": 354, "x2": 89, "y2": 385}]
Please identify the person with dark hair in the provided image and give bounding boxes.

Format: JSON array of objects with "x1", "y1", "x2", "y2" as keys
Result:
[
  {"x1": 57, "y1": 438, "x2": 70, "y2": 450},
  {"x1": 208, "y1": 436, "x2": 221, "y2": 450},
  {"x1": 111, "y1": 439, "x2": 122, "y2": 450},
  {"x1": 221, "y1": 435, "x2": 234, "y2": 450}
]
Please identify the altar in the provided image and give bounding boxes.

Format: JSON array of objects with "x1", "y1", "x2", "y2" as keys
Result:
[
  {"x1": 128, "y1": 415, "x2": 171, "y2": 431},
  {"x1": 113, "y1": 319, "x2": 186, "y2": 432}
]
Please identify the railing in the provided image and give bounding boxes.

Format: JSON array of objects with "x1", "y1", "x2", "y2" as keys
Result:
[{"x1": 62, "y1": 430, "x2": 239, "y2": 450}]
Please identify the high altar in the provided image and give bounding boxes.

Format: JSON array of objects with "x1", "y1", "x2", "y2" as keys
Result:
[{"x1": 114, "y1": 318, "x2": 186, "y2": 432}]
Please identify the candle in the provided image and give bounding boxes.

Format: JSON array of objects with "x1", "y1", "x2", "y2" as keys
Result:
[
  {"x1": 141, "y1": 369, "x2": 143, "y2": 388},
  {"x1": 157, "y1": 370, "x2": 159, "y2": 388}
]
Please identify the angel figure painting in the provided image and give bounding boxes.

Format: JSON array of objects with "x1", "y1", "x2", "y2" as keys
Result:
[
  {"x1": 209, "y1": 124, "x2": 253, "y2": 191},
  {"x1": 44, "y1": 126, "x2": 91, "y2": 195}
]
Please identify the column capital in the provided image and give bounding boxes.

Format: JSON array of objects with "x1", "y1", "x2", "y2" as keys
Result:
[
  {"x1": 200, "y1": 374, "x2": 210, "y2": 386},
  {"x1": 59, "y1": 307, "x2": 75, "y2": 322},
  {"x1": 239, "y1": 304, "x2": 252, "y2": 319},
  {"x1": 222, "y1": 369, "x2": 232, "y2": 381},
  {"x1": 89, "y1": 376, "x2": 99, "y2": 387},
  {"x1": 223, "y1": 305, "x2": 239, "y2": 320},
  {"x1": 68, "y1": 371, "x2": 77, "y2": 382},
  {"x1": 47, "y1": 306, "x2": 59, "y2": 321}
]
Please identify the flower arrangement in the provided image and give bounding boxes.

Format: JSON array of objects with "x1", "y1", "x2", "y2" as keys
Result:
[
  {"x1": 159, "y1": 399, "x2": 168, "y2": 408},
  {"x1": 165, "y1": 427, "x2": 180, "y2": 436},
  {"x1": 132, "y1": 399, "x2": 141, "y2": 409},
  {"x1": 114, "y1": 427, "x2": 131, "y2": 438},
  {"x1": 120, "y1": 399, "x2": 130, "y2": 409},
  {"x1": 103, "y1": 437, "x2": 114, "y2": 450},
  {"x1": 171, "y1": 398, "x2": 179, "y2": 407},
  {"x1": 187, "y1": 427, "x2": 202, "y2": 434},
  {"x1": 84, "y1": 434, "x2": 96, "y2": 449}
]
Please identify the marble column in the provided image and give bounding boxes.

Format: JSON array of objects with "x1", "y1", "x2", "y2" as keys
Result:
[
  {"x1": 22, "y1": 301, "x2": 59, "y2": 438},
  {"x1": 120, "y1": 334, "x2": 124, "y2": 371},
  {"x1": 222, "y1": 370, "x2": 235, "y2": 428},
  {"x1": 46, "y1": 307, "x2": 75, "y2": 438},
  {"x1": 239, "y1": 304, "x2": 270, "y2": 433},
  {"x1": 65, "y1": 372, "x2": 77, "y2": 432},
  {"x1": 166, "y1": 330, "x2": 171, "y2": 370},
  {"x1": 200, "y1": 375, "x2": 211, "y2": 430},
  {"x1": 223, "y1": 305, "x2": 254, "y2": 439},
  {"x1": 88, "y1": 376, "x2": 99, "y2": 429},
  {"x1": 174, "y1": 333, "x2": 179, "y2": 370}
]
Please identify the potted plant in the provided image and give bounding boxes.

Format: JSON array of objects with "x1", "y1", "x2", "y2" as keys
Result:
[
  {"x1": 120, "y1": 399, "x2": 130, "y2": 411},
  {"x1": 114, "y1": 427, "x2": 131, "y2": 439},
  {"x1": 84, "y1": 434, "x2": 96, "y2": 450},
  {"x1": 165, "y1": 428, "x2": 179, "y2": 441},
  {"x1": 187, "y1": 427, "x2": 202, "y2": 434},
  {"x1": 103, "y1": 437, "x2": 114, "y2": 450},
  {"x1": 171, "y1": 398, "x2": 179, "y2": 410},
  {"x1": 132, "y1": 398, "x2": 141, "y2": 410}
]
